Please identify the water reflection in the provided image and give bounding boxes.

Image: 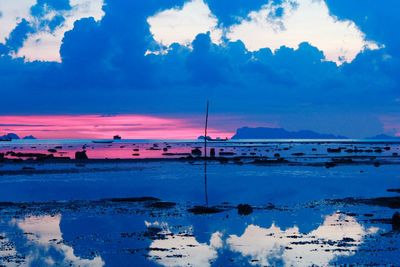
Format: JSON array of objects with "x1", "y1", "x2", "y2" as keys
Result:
[
  {"x1": 146, "y1": 221, "x2": 223, "y2": 267},
  {"x1": 149, "y1": 213, "x2": 378, "y2": 267},
  {"x1": 227, "y1": 213, "x2": 378, "y2": 267},
  {"x1": 15, "y1": 215, "x2": 104, "y2": 267},
  {"x1": 0, "y1": 211, "x2": 385, "y2": 266}
]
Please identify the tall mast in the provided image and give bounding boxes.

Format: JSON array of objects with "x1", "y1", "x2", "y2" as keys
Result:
[
  {"x1": 204, "y1": 100, "x2": 209, "y2": 158},
  {"x1": 204, "y1": 100, "x2": 209, "y2": 206}
]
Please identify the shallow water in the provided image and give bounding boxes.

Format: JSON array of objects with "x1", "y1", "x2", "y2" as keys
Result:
[
  {"x1": 0, "y1": 141, "x2": 399, "y2": 266},
  {"x1": 1, "y1": 139, "x2": 400, "y2": 160}
]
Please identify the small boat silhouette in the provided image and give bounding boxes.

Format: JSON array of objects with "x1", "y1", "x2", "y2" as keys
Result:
[{"x1": 92, "y1": 140, "x2": 114, "y2": 144}]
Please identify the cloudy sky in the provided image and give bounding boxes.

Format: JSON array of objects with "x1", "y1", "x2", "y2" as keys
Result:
[{"x1": 0, "y1": 0, "x2": 399, "y2": 138}]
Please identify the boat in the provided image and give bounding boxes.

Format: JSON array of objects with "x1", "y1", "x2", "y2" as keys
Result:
[
  {"x1": 0, "y1": 138, "x2": 12, "y2": 142},
  {"x1": 198, "y1": 136, "x2": 229, "y2": 142},
  {"x1": 207, "y1": 137, "x2": 229, "y2": 142},
  {"x1": 92, "y1": 140, "x2": 114, "y2": 144},
  {"x1": 113, "y1": 135, "x2": 122, "y2": 140}
]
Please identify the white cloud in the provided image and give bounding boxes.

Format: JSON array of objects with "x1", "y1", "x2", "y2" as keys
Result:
[
  {"x1": 0, "y1": 0, "x2": 36, "y2": 43},
  {"x1": 227, "y1": 0, "x2": 380, "y2": 64},
  {"x1": 12, "y1": 0, "x2": 104, "y2": 62},
  {"x1": 147, "y1": 0, "x2": 222, "y2": 49}
]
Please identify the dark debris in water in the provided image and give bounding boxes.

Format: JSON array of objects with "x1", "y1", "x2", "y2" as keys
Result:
[
  {"x1": 187, "y1": 206, "x2": 224, "y2": 214},
  {"x1": 237, "y1": 204, "x2": 253, "y2": 215},
  {"x1": 147, "y1": 201, "x2": 176, "y2": 209},
  {"x1": 105, "y1": 197, "x2": 161, "y2": 203},
  {"x1": 387, "y1": 188, "x2": 400, "y2": 193},
  {"x1": 327, "y1": 196, "x2": 400, "y2": 209}
]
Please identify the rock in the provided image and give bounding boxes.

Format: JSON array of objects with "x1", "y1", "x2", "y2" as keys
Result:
[
  {"x1": 274, "y1": 153, "x2": 281, "y2": 158},
  {"x1": 197, "y1": 136, "x2": 211, "y2": 140},
  {"x1": 36, "y1": 154, "x2": 55, "y2": 161},
  {"x1": 219, "y1": 151, "x2": 236, "y2": 156},
  {"x1": 23, "y1": 135, "x2": 36, "y2": 140},
  {"x1": 48, "y1": 149, "x2": 57, "y2": 153},
  {"x1": 327, "y1": 148, "x2": 342, "y2": 153},
  {"x1": 332, "y1": 158, "x2": 353, "y2": 163},
  {"x1": 144, "y1": 226, "x2": 163, "y2": 239},
  {"x1": 325, "y1": 162, "x2": 337, "y2": 168},
  {"x1": 210, "y1": 148, "x2": 216, "y2": 158},
  {"x1": 392, "y1": 212, "x2": 400, "y2": 231},
  {"x1": 191, "y1": 148, "x2": 202, "y2": 156},
  {"x1": 188, "y1": 206, "x2": 223, "y2": 214},
  {"x1": 75, "y1": 150, "x2": 88, "y2": 160},
  {"x1": 237, "y1": 204, "x2": 253, "y2": 215}
]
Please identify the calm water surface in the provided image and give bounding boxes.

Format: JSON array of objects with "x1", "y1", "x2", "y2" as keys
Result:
[{"x1": 0, "y1": 140, "x2": 399, "y2": 266}]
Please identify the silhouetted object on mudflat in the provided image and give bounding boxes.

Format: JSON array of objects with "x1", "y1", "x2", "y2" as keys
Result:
[
  {"x1": 188, "y1": 206, "x2": 223, "y2": 214},
  {"x1": 327, "y1": 148, "x2": 342, "y2": 153},
  {"x1": 237, "y1": 204, "x2": 253, "y2": 215},
  {"x1": 75, "y1": 151, "x2": 88, "y2": 160},
  {"x1": 393, "y1": 212, "x2": 400, "y2": 231},
  {"x1": 191, "y1": 148, "x2": 202, "y2": 156},
  {"x1": 210, "y1": 148, "x2": 216, "y2": 158}
]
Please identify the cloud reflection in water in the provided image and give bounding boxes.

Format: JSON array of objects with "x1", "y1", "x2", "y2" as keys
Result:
[
  {"x1": 226, "y1": 213, "x2": 378, "y2": 266},
  {"x1": 148, "y1": 213, "x2": 378, "y2": 267},
  {"x1": 15, "y1": 215, "x2": 104, "y2": 267},
  {"x1": 146, "y1": 221, "x2": 223, "y2": 267}
]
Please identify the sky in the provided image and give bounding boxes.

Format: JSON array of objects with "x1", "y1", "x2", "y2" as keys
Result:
[{"x1": 0, "y1": 0, "x2": 399, "y2": 139}]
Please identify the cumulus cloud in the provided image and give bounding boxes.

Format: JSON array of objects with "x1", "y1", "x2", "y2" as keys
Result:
[
  {"x1": 227, "y1": 0, "x2": 380, "y2": 64},
  {"x1": 0, "y1": 0, "x2": 36, "y2": 43},
  {"x1": 0, "y1": 0, "x2": 104, "y2": 62},
  {"x1": 148, "y1": 0, "x2": 380, "y2": 65},
  {"x1": 147, "y1": 0, "x2": 222, "y2": 50}
]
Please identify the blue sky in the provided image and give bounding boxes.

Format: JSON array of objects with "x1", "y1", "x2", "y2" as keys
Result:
[{"x1": 0, "y1": 0, "x2": 399, "y2": 138}]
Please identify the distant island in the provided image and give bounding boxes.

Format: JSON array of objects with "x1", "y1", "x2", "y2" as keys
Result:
[
  {"x1": 0, "y1": 133, "x2": 36, "y2": 141},
  {"x1": 366, "y1": 134, "x2": 400, "y2": 140},
  {"x1": 231, "y1": 127, "x2": 348, "y2": 139}
]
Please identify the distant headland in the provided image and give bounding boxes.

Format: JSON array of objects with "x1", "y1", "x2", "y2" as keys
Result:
[{"x1": 231, "y1": 127, "x2": 400, "y2": 140}]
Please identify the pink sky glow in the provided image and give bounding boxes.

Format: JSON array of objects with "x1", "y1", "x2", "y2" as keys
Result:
[
  {"x1": 0, "y1": 114, "x2": 239, "y2": 139},
  {"x1": 380, "y1": 115, "x2": 400, "y2": 137}
]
